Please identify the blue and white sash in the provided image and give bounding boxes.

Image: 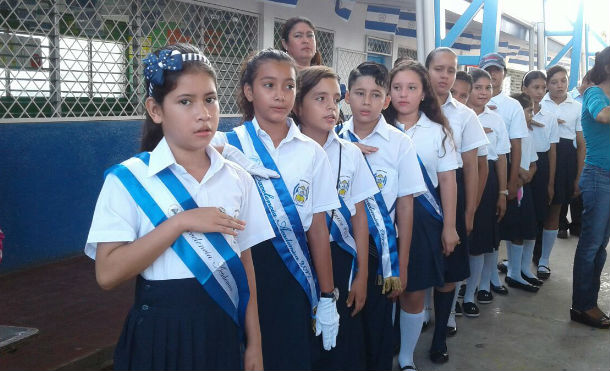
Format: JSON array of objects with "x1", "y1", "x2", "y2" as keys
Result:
[
  {"x1": 106, "y1": 153, "x2": 249, "y2": 329},
  {"x1": 340, "y1": 130, "x2": 401, "y2": 292},
  {"x1": 326, "y1": 196, "x2": 358, "y2": 288},
  {"x1": 227, "y1": 122, "x2": 320, "y2": 316}
]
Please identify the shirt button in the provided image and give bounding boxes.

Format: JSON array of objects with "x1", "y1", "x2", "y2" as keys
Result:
[{"x1": 141, "y1": 304, "x2": 149, "y2": 311}]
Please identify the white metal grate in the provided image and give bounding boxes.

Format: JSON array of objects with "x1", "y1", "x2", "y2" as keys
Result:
[
  {"x1": 0, "y1": 0, "x2": 259, "y2": 120},
  {"x1": 335, "y1": 47, "x2": 366, "y2": 117}
]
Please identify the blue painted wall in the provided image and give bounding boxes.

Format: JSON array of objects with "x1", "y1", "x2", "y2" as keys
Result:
[{"x1": 0, "y1": 117, "x2": 241, "y2": 274}]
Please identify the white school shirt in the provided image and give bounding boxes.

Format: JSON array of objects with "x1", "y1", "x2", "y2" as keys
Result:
[
  {"x1": 477, "y1": 106, "x2": 511, "y2": 161},
  {"x1": 488, "y1": 92, "x2": 530, "y2": 140},
  {"x1": 540, "y1": 92, "x2": 582, "y2": 140},
  {"x1": 397, "y1": 112, "x2": 460, "y2": 188},
  {"x1": 441, "y1": 93, "x2": 489, "y2": 167},
  {"x1": 85, "y1": 138, "x2": 275, "y2": 280},
  {"x1": 531, "y1": 109, "x2": 560, "y2": 153},
  {"x1": 212, "y1": 117, "x2": 340, "y2": 231},
  {"x1": 322, "y1": 130, "x2": 379, "y2": 216},
  {"x1": 338, "y1": 115, "x2": 426, "y2": 223},
  {"x1": 520, "y1": 129, "x2": 539, "y2": 170}
]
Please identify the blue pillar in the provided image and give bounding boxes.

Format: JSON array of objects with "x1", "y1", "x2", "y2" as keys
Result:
[{"x1": 569, "y1": 1, "x2": 584, "y2": 90}]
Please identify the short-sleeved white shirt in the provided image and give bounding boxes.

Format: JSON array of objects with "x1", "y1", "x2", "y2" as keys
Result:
[
  {"x1": 520, "y1": 129, "x2": 539, "y2": 170},
  {"x1": 338, "y1": 115, "x2": 426, "y2": 223},
  {"x1": 531, "y1": 109, "x2": 560, "y2": 153},
  {"x1": 212, "y1": 117, "x2": 340, "y2": 231},
  {"x1": 489, "y1": 92, "x2": 530, "y2": 140},
  {"x1": 477, "y1": 106, "x2": 511, "y2": 161},
  {"x1": 540, "y1": 93, "x2": 583, "y2": 140},
  {"x1": 441, "y1": 94, "x2": 489, "y2": 168},
  {"x1": 322, "y1": 130, "x2": 379, "y2": 216},
  {"x1": 85, "y1": 138, "x2": 275, "y2": 280},
  {"x1": 397, "y1": 112, "x2": 459, "y2": 188}
]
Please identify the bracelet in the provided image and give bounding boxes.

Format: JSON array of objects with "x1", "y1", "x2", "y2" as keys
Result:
[{"x1": 499, "y1": 190, "x2": 509, "y2": 196}]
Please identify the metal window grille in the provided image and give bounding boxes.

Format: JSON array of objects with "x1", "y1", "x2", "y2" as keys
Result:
[
  {"x1": 397, "y1": 47, "x2": 417, "y2": 61},
  {"x1": 273, "y1": 20, "x2": 334, "y2": 67},
  {"x1": 335, "y1": 47, "x2": 366, "y2": 117},
  {"x1": 0, "y1": 0, "x2": 258, "y2": 120},
  {"x1": 366, "y1": 36, "x2": 392, "y2": 56}
]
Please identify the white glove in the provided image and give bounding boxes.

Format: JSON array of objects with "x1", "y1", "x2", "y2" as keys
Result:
[
  {"x1": 221, "y1": 144, "x2": 279, "y2": 179},
  {"x1": 315, "y1": 297, "x2": 340, "y2": 351}
]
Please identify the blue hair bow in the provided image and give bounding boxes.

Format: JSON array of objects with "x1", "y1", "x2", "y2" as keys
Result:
[{"x1": 143, "y1": 50, "x2": 183, "y2": 87}]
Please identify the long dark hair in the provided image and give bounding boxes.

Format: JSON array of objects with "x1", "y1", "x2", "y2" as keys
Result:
[
  {"x1": 383, "y1": 59, "x2": 453, "y2": 155},
  {"x1": 238, "y1": 48, "x2": 297, "y2": 122},
  {"x1": 280, "y1": 17, "x2": 322, "y2": 66},
  {"x1": 425, "y1": 47, "x2": 457, "y2": 69},
  {"x1": 293, "y1": 65, "x2": 340, "y2": 125},
  {"x1": 590, "y1": 46, "x2": 610, "y2": 84},
  {"x1": 140, "y1": 43, "x2": 218, "y2": 151},
  {"x1": 521, "y1": 70, "x2": 546, "y2": 88}
]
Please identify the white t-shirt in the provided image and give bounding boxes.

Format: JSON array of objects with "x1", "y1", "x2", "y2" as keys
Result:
[
  {"x1": 337, "y1": 115, "x2": 427, "y2": 223},
  {"x1": 85, "y1": 138, "x2": 275, "y2": 280},
  {"x1": 441, "y1": 93, "x2": 489, "y2": 167},
  {"x1": 212, "y1": 117, "x2": 340, "y2": 231},
  {"x1": 520, "y1": 129, "x2": 539, "y2": 170},
  {"x1": 477, "y1": 106, "x2": 511, "y2": 161},
  {"x1": 397, "y1": 112, "x2": 459, "y2": 187},
  {"x1": 322, "y1": 130, "x2": 380, "y2": 216},
  {"x1": 540, "y1": 93, "x2": 583, "y2": 140},
  {"x1": 488, "y1": 92, "x2": 530, "y2": 140},
  {"x1": 531, "y1": 108, "x2": 560, "y2": 153}
]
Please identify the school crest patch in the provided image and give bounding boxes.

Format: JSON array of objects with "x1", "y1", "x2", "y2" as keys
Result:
[
  {"x1": 292, "y1": 180, "x2": 311, "y2": 206},
  {"x1": 374, "y1": 170, "x2": 388, "y2": 190},
  {"x1": 338, "y1": 176, "x2": 350, "y2": 197}
]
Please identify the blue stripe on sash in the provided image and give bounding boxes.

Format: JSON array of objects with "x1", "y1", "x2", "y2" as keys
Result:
[
  {"x1": 326, "y1": 197, "x2": 357, "y2": 261},
  {"x1": 415, "y1": 155, "x2": 444, "y2": 223},
  {"x1": 226, "y1": 131, "x2": 243, "y2": 152},
  {"x1": 230, "y1": 122, "x2": 320, "y2": 316},
  {"x1": 106, "y1": 156, "x2": 249, "y2": 330},
  {"x1": 343, "y1": 130, "x2": 400, "y2": 278}
]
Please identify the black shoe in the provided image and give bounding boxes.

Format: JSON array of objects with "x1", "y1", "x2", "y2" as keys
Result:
[
  {"x1": 421, "y1": 320, "x2": 430, "y2": 333},
  {"x1": 497, "y1": 259, "x2": 508, "y2": 274},
  {"x1": 569, "y1": 227, "x2": 581, "y2": 237},
  {"x1": 557, "y1": 229, "x2": 568, "y2": 239},
  {"x1": 477, "y1": 290, "x2": 493, "y2": 304},
  {"x1": 505, "y1": 276, "x2": 539, "y2": 292},
  {"x1": 462, "y1": 302, "x2": 480, "y2": 317},
  {"x1": 490, "y1": 282, "x2": 509, "y2": 295},
  {"x1": 570, "y1": 308, "x2": 610, "y2": 329},
  {"x1": 521, "y1": 272, "x2": 544, "y2": 286},
  {"x1": 400, "y1": 365, "x2": 417, "y2": 371},
  {"x1": 429, "y1": 350, "x2": 449, "y2": 363},
  {"x1": 458, "y1": 283, "x2": 466, "y2": 298},
  {"x1": 537, "y1": 265, "x2": 551, "y2": 280},
  {"x1": 446, "y1": 325, "x2": 457, "y2": 337},
  {"x1": 455, "y1": 301, "x2": 462, "y2": 317}
]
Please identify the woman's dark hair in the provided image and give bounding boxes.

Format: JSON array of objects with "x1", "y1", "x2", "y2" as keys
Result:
[
  {"x1": 468, "y1": 68, "x2": 491, "y2": 85},
  {"x1": 521, "y1": 70, "x2": 546, "y2": 88},
  {"x1": 348, "y1": 61, "x2": 389, "y2": 91},
  {"x1": 425, "y1": 47, "x2": 457, "y2": 69},
  {"x1": 292, "y1": 66, "x2": 340, "y2": 125},
  {"x1": 546, "y1": 65, "x2": 568, "y2": 83},
  {"x1": 280, "y1": 17, "x2": 322, "y2": 66},
  {"x1": 455, "y1": 70, "x2": 473, "y2": 89},
  {"x1": 511, "y1": 92, "x2": 533, "y2": 110},
  {"x1": 141, "y1": 43, "x2": 218, "y2": 151},
  {"x1": 238, "y1": 48, "x2": 297, "y2": 122},
  {"x1": 383, "y1": 59, "x2": 453, "y2": 155},
  {"x1": 589, "y1": 46, "x2": 610, "y2": 84}
]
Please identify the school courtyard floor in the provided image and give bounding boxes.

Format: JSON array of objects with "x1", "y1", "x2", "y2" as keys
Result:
[{"x1": 0, "y1": 234, "x2": 608, "y2": 371}]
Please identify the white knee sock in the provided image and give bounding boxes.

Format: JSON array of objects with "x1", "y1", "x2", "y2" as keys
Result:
[
  {"x1": 424, "y1": 288, "x2": 432, "y2": 323},
  {"x1": 479, "y1": 252, "x2": 496, "y2": 291},
  {"x1": 521, "y1": 240, "x2": 536, "y2": 278},
  {"x1": 505, "y1": 241, "x2": 513, "y2": 276},
  {"x1": 508, "y1": 243, "x2": 528, "y2": 284},
  {"x1": 490, "y1": 250, "x2": 502, "y2": 286},
  {"x1": 539, "y1": 229, "x2": 558, "y2": 268},
  {"x1": 447, "y1": 285, "x2": 460, "y2": 326},
  {"x1": 398, "y1": 309, "x2": 424, "y2": 368},
  {"x1": 465, "y1": 255, "x2": 484, "y2": 303}
]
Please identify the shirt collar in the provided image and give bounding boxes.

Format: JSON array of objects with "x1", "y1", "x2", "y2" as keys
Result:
[
  {"x1": 147, "y1": 137, "x2": 225, "y2": 182},
  {"x1": 252, "y1": 116, "x2": 308, "y2": 143},
  {"x1": 323, "y1": 129, "x2": 341, "y2": 150},
  {"x1": 442, "y1": 92, "x2": 458, "y2": 108},
  {"x1": 340, "y1": 115, "x2": 390, "y2": 142},
  {"x1": 543, "y1": 92, "x2": 574, "y2": 104}
]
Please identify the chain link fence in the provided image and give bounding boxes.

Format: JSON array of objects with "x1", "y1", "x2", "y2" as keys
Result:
[
  {"x1": 0, "y1": 0, "x2": 258, "y2": 120},
  {"x1": 335, "y1": 47, "x2": 366, "y2": 117},
  {"x1": 273, "y1": 19, "x2": 334, "y2": 67}
]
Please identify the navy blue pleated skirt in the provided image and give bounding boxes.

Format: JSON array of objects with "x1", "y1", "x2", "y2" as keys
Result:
[
  {"x1": 443, "y1": 168, "x2": 470, "y2": 283},
  {"x1": 553, "y1": 138, "x2": 577, "y2": 205},
  {"x1": 114, "y1": 276, "x2": 241, "y2": 371},
  {"x1": 405, "y1": 197, "x2": 445, "y2": 291},
  {"x1": 470, "y1": 160, "x2": 500, "y2": 255},
  {"x1": 531, "y1": 151, "x2": 551, "y2": 222},
  {"x1": 251, "y1": 239, "x2": 317, "y2": 371},
  {"x1": 314, "y1": 242, "x2": 365, "y2": 371},
  {"x1": 499, "y1": 183, "x2": 537, "y2": 241}
]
